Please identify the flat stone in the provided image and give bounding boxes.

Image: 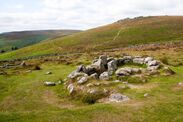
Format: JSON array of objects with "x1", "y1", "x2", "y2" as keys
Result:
[{"x1": 109, "y1": 93, "x2": 130, "y2": 102}]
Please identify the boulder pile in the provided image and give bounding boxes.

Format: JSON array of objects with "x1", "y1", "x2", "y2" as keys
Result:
[
  {"x1": 67, "y1": 55, "x2": 161, "y2": 83},
  {"x1": 65, "y1": 55, "x2": 174, "y2": 103}
]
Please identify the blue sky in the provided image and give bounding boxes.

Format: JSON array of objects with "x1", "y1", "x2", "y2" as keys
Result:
[{"x1": 0, "y1": 0, "x2": 183, "y2": 33}]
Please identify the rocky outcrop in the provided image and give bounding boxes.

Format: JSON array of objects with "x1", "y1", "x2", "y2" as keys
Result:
[{"x1": 65, "y1": 55, "x2": 174, "y2": 104}]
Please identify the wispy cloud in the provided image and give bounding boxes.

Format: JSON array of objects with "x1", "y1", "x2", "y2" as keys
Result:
[{"x1": 0, "y1": 0, "x2": 183, "y2": 33}]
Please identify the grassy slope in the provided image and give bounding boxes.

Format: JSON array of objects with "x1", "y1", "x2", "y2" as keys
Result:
[
  {"x1": 1, "y1": 16, "x2": 183, "y2": 59},
  {"x1": 0, "y1": 30, "x2": 80, "y2": 52}
]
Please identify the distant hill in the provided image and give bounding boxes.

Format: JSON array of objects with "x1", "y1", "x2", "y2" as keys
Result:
[
  {"x1": 0, "y1": 30, "x2": 81, "y2": 52},
  {"x1": 1, "y1": 16, "x2": 183, "y2": 59}
]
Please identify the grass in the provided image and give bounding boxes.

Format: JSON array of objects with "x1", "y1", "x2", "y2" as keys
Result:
[
  {"x1": 1, "y1": 16, "x2": 183, "y2": 60},
  {"x1": 0, "y1": 48, "x2": 183, "y2": 121},
  {"x1": 0, "y1": 30, "x2": 80, "y2": 52}
]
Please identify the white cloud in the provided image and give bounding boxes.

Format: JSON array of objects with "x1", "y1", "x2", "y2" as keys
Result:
[{"x1": 0, "y1": 0, "x2": 183, "y2": 33}]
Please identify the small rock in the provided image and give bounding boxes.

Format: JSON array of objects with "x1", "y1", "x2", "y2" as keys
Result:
[
  {"x1": 109, "y1": 93, "x2": 130, "y2": 102},
  {"x1": 68, "y1": 71, "x2": 88, "y2": 79},
  {"x1": 133, "y1": 58, "x2": 145, "y2": 64},
  {"x1": 67, "y1": 84, "x2": 74, "y2": 94},
  {"x1": 89, "y1": 73, "x2": 98, "y2": 79},
  {"x1": 114, "y1": 80, "x2": 121, "y2": 83},
  {"x1": 107, "y1": 57, "x2": 114, "y2": 63},
  {"x1": 147, "y1": 60, "x2": 159, "y2": 67},
  {"x1": 144, "y1": 93, "x2": 149, "y2": 97},
  {"x1": 20, "y1": 61, "x2": 26, "y2": 66},
  {"x1": 57, "y1": 80, "x2": 63, "y2": 85},
  {"x1": 99, "y1": 72, "x2": 110, "y2": 80},
  {"x1": 44, "y1": 81, "x2": 56, "y2": 86},
  {"x1": 131, "y1": 68, "x2": 141, "y2": 74},
  {"x1": 25, "y1": 70, "x2": 32, "y2": 73},
  {"x1": 108, "y1": 60, "x2": 118, "y2": 75},
  {"x1": 144, "y1": 57, "x2": 153, "y2": 64},
  {"x1": 45, "y1": 71, "x2": 52, "y2": 75},
  {"x1": 76, "y1": 65, "x2": 87, "y2": 73},
  {"x1": 115, "y1": 67, "x2": 132, "y2": 76},
  {"x1": 78, "y1": 76, "x2": 88, "y2": 84},
  {"x1": 123, "y1": 56, "x2": 133, "y2": 63},
  {"x1": 147, "y1": 65, "x2": 160, "y2": 71}
]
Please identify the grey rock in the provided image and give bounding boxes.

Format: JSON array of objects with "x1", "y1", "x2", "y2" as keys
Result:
[
  {"x1": 77, "y1": 76, "x2": 88, "y2": 84},
  {"x1": 76, "y1": 65, "x2": 86, "y2": 73},
  {"x1": 44, "y1": 81, "x2": 56, "y2": 86},
  {"x1": 116, "y1": 58, "x2": 125, "y2": 66},
  {"x1": 91, "y1": 59, "x2": 106, "y2": 74},
  {"x1": 131, "y1": 68, "x2": 142, "y2": 74},
  {"x1": 99, "y1": 72, "x2": 110, "y2": 80},
  {"x1": 89, "y1": 73, "x2": 98, "y2": 79},
  {"x1": 147, "y1": 60, "x2": 159, "y2": 67},
  {"x1": 109, "y1": 93, "x2": 130, "y2": 102},
  {"x1": 115, "y1": 67, "x2": 132, "y2": 76},
  {"x1": 108, "y1": 60, "x2": 117, "y2": 75},
  {"x1": 67, "y1": 84, "x2": 74, "y2": 94},
  {"x1": 99, "y1": 55, "x2": 107, "y2": 65},
  {"x1": 123, "y1": 56, "x2": 133, "y2": 60},
  {"x1": 85, "y1": 65, "x2": 96, "y2": 75},
  {"x1": 107, "y1": 57, "x2": 114, "y2": 63},
  {"x1": 144, "y1": 57, "x2": 153, "y2": 64},
  {"x1": 123, "y1": 56, "x2": 133, "y2": 63},
  {"x1": 133, "y1": 58, "x2": 145, "y2": 64},
  {"x1": 147, "y1": 65, "x2": 159, "y2": 71},
  {"x1": 68, "y1": 71, "x2": 88, "y2": 79}
]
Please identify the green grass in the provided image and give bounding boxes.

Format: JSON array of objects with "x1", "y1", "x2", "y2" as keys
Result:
[
  {"x1": 1, "y1": 60, "x2": 183, "y2": 122},
  {"x1": 1, "y1": 16, "x2": 183, "y2": 60}
]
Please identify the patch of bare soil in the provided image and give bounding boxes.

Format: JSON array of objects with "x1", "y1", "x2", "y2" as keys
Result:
[
  {"x1": 42, "y1": 90, "x2": 75, "y2": 109},
  {"x1": 172, "y1": 83, "x2": 183, "y2": 91},
  {"x1": 127, "y1": 83, "x2": 159, "y2": 90}
]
